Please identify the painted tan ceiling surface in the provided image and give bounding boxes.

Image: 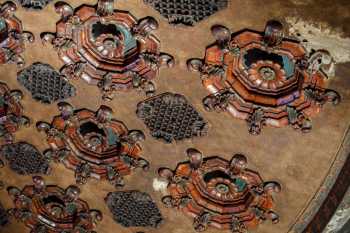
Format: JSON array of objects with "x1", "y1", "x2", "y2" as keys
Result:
[{"x1": 0, "y1": 0, "x2": 350, "y2": 233}]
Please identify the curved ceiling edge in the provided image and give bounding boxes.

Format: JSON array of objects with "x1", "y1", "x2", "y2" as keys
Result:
[{"x1": 289, "y1": 126, "x2": 350, "y2": 233}]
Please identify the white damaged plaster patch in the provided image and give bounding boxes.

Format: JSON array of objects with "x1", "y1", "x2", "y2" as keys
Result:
[
  {"x1": 286, "y1": 17, "x2": 350, "y2": 64},
  {"x1": 152, "y1": 178, "x2": 169, "y2": 194}
]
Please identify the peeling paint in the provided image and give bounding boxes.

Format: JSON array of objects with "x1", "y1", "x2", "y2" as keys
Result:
[
  {"x1": 152, "y1": 178, "x2": 169, "y2": 194},
  {"x1": 287, "y1": 17, "x2": 350, "y2": 64}
]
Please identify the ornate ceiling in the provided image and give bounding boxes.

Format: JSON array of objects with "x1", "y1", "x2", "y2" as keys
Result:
[{"x1": 0, "y1": 1, "x2": 349, "y2": 233}]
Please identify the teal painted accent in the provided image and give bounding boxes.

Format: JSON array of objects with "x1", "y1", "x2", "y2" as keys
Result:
[
  {"x1": 106, "y1": 127, "x2": 119, "y2": 146},
  {"x1": 242, "y1": 49, "x2": 295, "y2": 78},
  {"x1": 0, "y1": 125, "x2": 5, "y2": 137},
  {"x1": 234, "y1": 178, "x2": 247, "y2": 192},
  {"x1": 282, "y1": 55, "x2": 295, "y2": 78},
  {"x1": 116, "y1": 25, "x2": 137, "y2": 55},
  {"x1": 0, "y1": 96, "x2": 5, "y2": 108},
  {"x1": 0, "y1": 18, "x2": 6, "y2": 32},
  {"x1": 65, "y1": 202, "x2": 77, "y2": 215},
  {"x1": 106, "y1": 4, "x2": 114, "y2": 14}
]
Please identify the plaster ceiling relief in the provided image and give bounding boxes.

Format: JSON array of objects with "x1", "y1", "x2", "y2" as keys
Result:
[
  {"x1": 37, "y1": 103, "x2": 149, "y2": 188},
  {"x1": 0, "y1": 1, "x2": 34, "y2": 67},
  {"x1": 188, "y1": 20, "x2": 341, "y2": 135},
  {"x1": 0, "y1": 82, "x2": 29, "y2": 144},
  {"x1": 7, "y1": 176, "x2": 102, "y2": 233},
  {"x1": 158, "y1": 149, "x2": 281, "y2": 233},
  {"x1": 41, "y1": 0, "x2": 174, "y2": 101}
]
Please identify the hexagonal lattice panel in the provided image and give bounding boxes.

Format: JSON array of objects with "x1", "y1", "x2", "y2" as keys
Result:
[
  {"x1": 137, "y1": 93, "x2": 208, "y2": 143},
  {"x1": 106, "y1": 191, "x2": 163, "y2": 228},
  {"x1": 144, "y1": 0, "x2": 228, "y2": 26},
  {"x1": 0, "y1": 202, "x2": 8, "y2": 227},
  {"x1": 17, "y1": 62, "x2": 76, "y2": 104},
  {"x1": 16, "y1": 0, "x2": 53, "y2": 10},
  {"x1": 0, "y1": 142, "x2": 50, "y2": 175}
]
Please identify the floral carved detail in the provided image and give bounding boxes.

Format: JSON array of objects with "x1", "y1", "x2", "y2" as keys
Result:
[
  {"x1": 7, "y1": 176, "x2": 102, "y2": 233},
  {"x1": 159, "y1": 148, "x2": 281, "y2": 232},
  {"x1": 188, "y1": 21, "x2": 340, "y2": 134},
  {"x1": 37, "y1": 103, "x2": 149, "y2": 188},
  {"x1": 41, "y1": 0, "x2": 174, "y2": 100},
  {"x1": 0, "y1": 82, "x2": 29, "y2": 144},
  {"x1": 0, "y1": 1, "x2": 34, "y2": 67}
]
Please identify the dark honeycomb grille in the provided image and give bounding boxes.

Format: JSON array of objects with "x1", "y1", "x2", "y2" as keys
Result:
[
  {"x1": 106, "y1": 191, "x2": 163, "y2": 228},
  {"x1": 0, "y1": 202, "x2": 8, "y2": 227},
  {"x1": 144, "y1": 0, "x2": 228, "y2": 26},
  {"x1": 17, "y1": 62, "x2": 76, "y2": 104},
  {"x1": 1, "y1": 142, "x2": 50, "y2": 175},
  {"x1": 137, "y1": 93, "x2": 208, "y2": 143},
  {"x1": 16, "y1": 0, "x2": 53, "y2": 10}
]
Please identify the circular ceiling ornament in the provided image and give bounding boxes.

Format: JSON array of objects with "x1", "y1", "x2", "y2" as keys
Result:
[
  {"x1": 0, "y1": 82, "x2": 30, "y2": 144},
  {"x1": 37, "y1": 103, "x2": 149, "y2": 188},
  {"x1": 7, "y1": 176, "x2": 102, "y2": 233},
  {"x1": 188, "y1": 20, "x2": 341, "y2": 135},
  {"x1": 41, "y1": 0, "x2": 174, "y2": 101},
  {"x1": 158, "y1": 148, "x2": 281, "y2": 232},
  {"x1": 0, "y1": 1, "x2": 34, "y2": 67}
]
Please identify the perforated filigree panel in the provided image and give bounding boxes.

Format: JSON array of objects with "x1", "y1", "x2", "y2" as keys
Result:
[
  {"x1": 18, "y1": 62, "x2": 76, "y2": 104},
  {"x1": 0, "y1": 202, "x2": 8, "y2": 227},
  {"x1": 144, "y1": 0, "x2": 228, "y2": 26},
  {"x1": 137, "y1": 93, "x2": 208, "y2": 143},
  {"x1": 16, "y1": 0, "x2": 53, "y2": 10},
  {"x1": 1, "y1": 142, "x2": 50, "y2": 175},
  {"x1": 106, "y1": 191, "x2": 163, "y2": 228}
]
